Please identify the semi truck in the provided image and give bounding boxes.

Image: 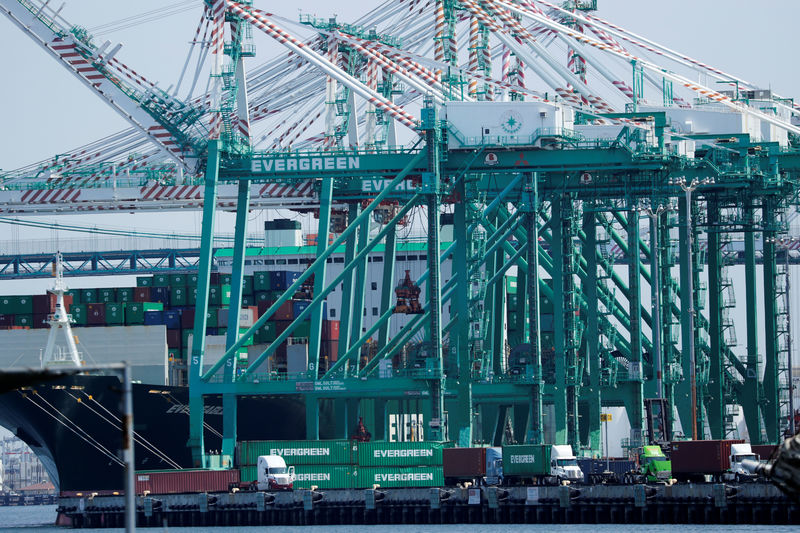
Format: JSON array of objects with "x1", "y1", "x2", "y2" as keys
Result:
[
  {"x1": 635, "y1": 445, "x2": 672, "y2": 483},
  {"x1": 256, "y1": 455, "x2": 295, "y2": 491},
  {"x1": 670, "y1": 439, "x2": 752, "y2": 482},
  {"x1": 502, "y1": 444, "x2": 584, "y2": 485}
]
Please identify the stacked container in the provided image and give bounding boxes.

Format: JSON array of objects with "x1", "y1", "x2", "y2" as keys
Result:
[{"x1": 238, "y1": 440, "x2": 355, "y2": 489}]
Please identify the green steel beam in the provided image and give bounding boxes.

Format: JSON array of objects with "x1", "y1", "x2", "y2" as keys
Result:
[
  {"x1": 188, "y1": 140, "x2": 220, "y2": 467},
  {"x1": 551, "y1": 198, "x2": 568, "y2": 445},
  {"x1": 706, "y1": 202, "x2": 725, "y2": 439},
  {"x1": 762, "y1": 201, "x2": 780, "y2": 441},
  {"x1": 743, "y1": 207, "x2": 764, "y2": 443},
  {"x1": 377, "y1": 220, "x2": 397, "y2": 349},
  {"x1": 338, "y1": 204, "x2": 359, "y2": 373},
  {"x1": 348, "y1": 210, "x2": 370, "y2": 374},
  {"x1": 583, "y1": 210, "x2": 602, "y2": 451},
  {"x1": 452, "y1": 180, "x2": 473, "y2": 446},
  {"x1": 220, "y1": 178, "x2": 251, "y2": 463},
  {"x1": 627, "y1": 208, "x2": 645, "y2": 443},
  {"x1": 525, "y1": 172, "x2": 543, "y2": 445},
  {"x1": 309, "y1": 177, "x2": 334, "y2": 379}
]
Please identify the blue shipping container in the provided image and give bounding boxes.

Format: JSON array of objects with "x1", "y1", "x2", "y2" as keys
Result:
[
  {"x1": 576, "y1": 459, "x2": 636, "y2": 484},
  {"x1": 269, "y1": 270, "x2": 302, "y2": 291},
  {"x1": 144, "y1": 311, "x2": 165, "y2": 325},
  {"x1": 163, "y1": 310, "x2": 181, "y2": 330},
  {"x1": 151, "y1": 286, "x2": 170, "y2": 305},
  {"x1": 292, "y1": 300, "x2": 311, "y2": 319}
]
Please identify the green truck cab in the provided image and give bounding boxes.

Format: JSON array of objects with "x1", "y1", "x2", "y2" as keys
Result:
[{"x1": 638, "y1": 445, "x2": 672, "y2": 483}]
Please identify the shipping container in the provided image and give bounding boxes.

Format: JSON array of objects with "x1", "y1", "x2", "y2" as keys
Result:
[
  {"x1": 576, "y1": 458, "x2": 637, "y2": 484},
  {"x1": 166, "y1": 329, "x2": 181, "y2": 349},
  {"x1": 669, "y1": 439, "x2": 745, "y2": 480},
  {"x1": 163, "y1": 310, "x2": 181, "y2": 330},
  {"x1": 293, "y1": 465, "x2": 353, "y2": 489},
  {"x1": 170, "y1": 287, "x2": 188, "y2": 307},
  {"x1": 134, "y1": 469, "x2": 239, "y2": 495},
  {"x1": 1, "y1": 295, "x2": 34, "y2": 315},
  {"x1": 353, "y1": 466, "x2": 443, "y2": 488},
  {"x1": 99, "y1": 288, "x2": 116, "y2": 303},
  {"x1": 0, "y1": 315, "x2": 13, "y2": 327},
  {"x1": 242, "y1": 295, "x2": 254, "y2": 307},
  {"x1": 136, "y1": 276, "x2": 154, "y2": 287},
  {"x1": 270, "y1": 270, "x2": 301, "y2": 291},
  {"x1": 209, "y1": 285, "x2": 231, "y2": 306},
  {"x1": 322, "y1": 320, "x2": 340, "y2": 340},
  {"x1": 292, "y1": 300, "x2": 311, "y2": 319},
  {"x1": 86, "y1": 303, "x2": 106, "y2": 325},
  {"x1": 133, "y1": 287, "x2": 151, "y2": 303},
  {"x1": 144, "y1": 310, "x2": 165, "y2": 326},
  {"x1": 168, "y1": 273, "x2": 186, "y2": 287},
  {"x1": 32, "y1": 313, "x2": 49, "y2": 329},
  {"x1": 181, "y1": 308, "x2": 195, "y2": 329},
  {"x1": 188, "y1": 274, "x2": 199, "y2": 286},
  {"x1": 217, "y1": 307, "x2": 258, "y2": 329},
  {"x1": 752, "y1": 444, "x2": 778, "y2": 461},
  {"x1": 70, "y1": 304, "x2": 87, "y2": 325},
  {"x1": 501, "y1": 444, "x2": 550, "y2": 476},
  {"x1": 153, "y1": 274, "x2": 170, "y2": 287},
  {"x1": 443, "y1": 447, "x2": 486, "y2": 478},
  {"x1": 356, "y1": 441, "x2": 447, "y2": 467},
  {"x1": 116, "y1": 288, "x2": 134, "y2": 303},
  {"x1": 79, "y1": 289, "x2": 97, "y2": 304},
  {"x1": 255, "y1": 321, "x2": 277, "y2": 344},
  {"x1": 275, "y1": 301, "x2": 293, "y2": 321},
  {"x1": 187, "y1": 287, "x2": 197, "y2": 306},
  {"x1": 210, "y1": 272, "x2": 221, "y2": 285},
  {"x1": 151, "y1": 286, "x2": 170, "y2": 305},
  {"x1": 104, "y1": 303, "x2": 125, "y2": 325},
  {"x1": 32, "y1": 294, "x2": 52, "y2": 315},
  {"x1": 239, "y1": 440, "x2": 353, "y2": 466},
  {"x1": 242, "y1": 275, "x2": 254, "y2": 296},
  {"x1": 254, "y1": 272, "x2": 271, "y2": 291},
  {"x1": 14, "y1": 314, "x2": 33, "y2": 327}
]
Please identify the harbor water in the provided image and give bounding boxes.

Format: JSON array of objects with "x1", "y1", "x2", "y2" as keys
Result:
[{"x1": 0, "y1": 505, "x2": 797, "y2": 532}]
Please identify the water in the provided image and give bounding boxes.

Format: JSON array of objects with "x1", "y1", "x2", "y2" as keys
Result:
[{"x1": 0, "y1": 506, "x2": 796, "y2": 532}]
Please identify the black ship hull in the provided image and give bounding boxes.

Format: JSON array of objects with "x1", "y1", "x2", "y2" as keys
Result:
[{"x1": 0, "y1": 374, "x2": 306, "y2": 493}]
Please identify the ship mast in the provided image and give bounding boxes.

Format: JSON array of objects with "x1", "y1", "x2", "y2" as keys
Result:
[{"x1": 42, "y1": 252, "x2": 82, "y2": 367}]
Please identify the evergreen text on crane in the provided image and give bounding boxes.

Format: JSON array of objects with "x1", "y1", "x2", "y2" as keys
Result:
[{"x1": 251, "y1": 155, "x2": 361, "y2": 174}]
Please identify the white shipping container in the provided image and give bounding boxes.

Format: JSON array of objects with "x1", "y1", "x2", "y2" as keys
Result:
[{"x1": 287, "y1": 342, "x2": 309, "y2": 374}]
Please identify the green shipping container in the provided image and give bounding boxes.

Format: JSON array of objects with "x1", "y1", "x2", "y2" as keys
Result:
[
  {"x1": 501, "y1": 444, "x2": 550, "y2": 476},
  {"x1": 188, "y1": 274, "x2": 199, "y2": 286},
  {"x1": 506, "y1": 276, "x2": 518, "y2": 295},
  {"x1": 168, "y1": 274, "x2": 186, "y2": 286},
  {"x1": 254, "y1": 272, "x2": 270, "y2": 291},
  {"x1": 182, "y1": 329, "x2": 192, "y2": 349},
  {"x1": 239, "y1": 465, "x2": 257, "y2": 483},
  {"x1": 170, "y1": 287, "x2": 188, "y2": 307},
  {"x1": 255, "y1": 321, "x2": 277, "y2": 344},
  {"x1": 206, "y1": 307, "x2": 219, "y2": 328},
  {"x1": 0, "y1": 296, "x2": 33, "y2": 314},
  {"x1": 188, "y1": 287, "x2": 197, "y2": 306},
  {"x1": 70, "y1": 304, "x2": 87, "y2": 325},
  {"x1": 125, "y1": 302, "x2": 163, "y2": 324},
  {"x1": 153, "y1": 274, "x2": 170, "y2": 287},
  {"x1": 99, "y1": 288, "x2": 116, "y2": 302},
  {"x1": 239, "y1": 440, "x2": 354, "y2": 466},
  {"x1": 80, "y1": 289, "x2": 97, "y2": 304},
  {"x1": 356, "y1": 441, "x2": 448, "y2": 467},
  {"x1": 220, "y1": 274, "x2": 232, "y2": 285},
  {"x1": 242, "y1": 276, "x2": 254, "y2": 296},
  {"x1": 354, "y1": 466, "x2": 443, "y2": 488},
  {"x1": 242, "y1": 295, "x2": 254, "y2": 307},
  {"x1": 14, "y1": 314, "x2": 33, "y2": 327},
  {"x1": 105, "y1": 303, "x2": 125, "y2": 325},
  {"x1": 136, "y1": 276, "x2": 154, "y2": 287},
  {"x1": 294, "y1": 465, "x2": 353, "y2": 489},
  {"x1": 117, "y1": 288, "x2": 134, "y2": 303}
]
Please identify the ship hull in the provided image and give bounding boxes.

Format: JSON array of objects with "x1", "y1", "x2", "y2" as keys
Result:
[{"x1": 0, "y1": 374, "x2": 305, "y2": 493}]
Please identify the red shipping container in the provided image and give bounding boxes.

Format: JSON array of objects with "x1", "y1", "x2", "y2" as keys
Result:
[
  {"x1": 443, "y1": 447, "x2": 487, "y2": 478},
  {"x1": 63, "y1": 294, "x2": 73, "y2": 312},
  {"x1": 257, "y1": 300, "x2": 276, "y2": 317},
  {"x1": 321, "y1": 339, "x2": 339, "y2": 362},
  {"x1": 0, "y1": 315, "x2": 13, "y2": 327},
  {"x1": 166, "y1": 329, "x2": 181, "y2": 349},
  {"x1": 181, "y1": 308, "x2": 196, "y2": 329},
  {"x1": 273, "y1": 320, "x2": 291, "y2": 337},
  {"x1": 32, "y1": 294, "x2": 51, "y2": 314},
  {"x1": 752, "y1": 444, "x2": 778, "y2": 461},
  {"x1": 134, "y1": 287, "x2": 151, "y2": 302},
  {"x1": 322, "y1": 320, "x2": 340, "y2": 340},
  {"x1": 210, "y1": 272, "x2": 221, "y2": 285},
  {"x1": 670, "y1": 439, "x2": 745, "y2": 477},
  {"x1": 32, "y1": 314, "x2": 49, "y2": 329},
  {"x1": 86, "y1": 303, "x2": 106, "y2": 325},
  {"x1": 135, "y1": 469, "x2": 239, "y2": 495},
  {"x1": 274, "y1": 300, "x2": 293, "y2": 321}
]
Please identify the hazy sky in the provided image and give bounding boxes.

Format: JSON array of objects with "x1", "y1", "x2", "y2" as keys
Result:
[{"x1": 0, "y1": 0, "x2": 797, "y2": 171}]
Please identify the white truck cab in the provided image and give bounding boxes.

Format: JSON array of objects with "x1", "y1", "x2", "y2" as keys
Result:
[
  {"x1": 550, "y1": 445, "x2": 583, "y2": 482},
  {"x1": 727, "y1": 443, "x2": 759, "y2": 481},
  {"x1": 257, "y1": 455, "x2": 295, "y2": 491}
]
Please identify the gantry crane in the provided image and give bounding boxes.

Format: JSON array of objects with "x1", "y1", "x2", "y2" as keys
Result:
[{"x1": 3, "y1": 0, "x2": 800, "y2": 470}]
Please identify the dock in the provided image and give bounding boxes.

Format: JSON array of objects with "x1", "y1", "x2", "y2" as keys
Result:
[{"x1": 56, "y1": 483, "x2": 798, "y2": 527}]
